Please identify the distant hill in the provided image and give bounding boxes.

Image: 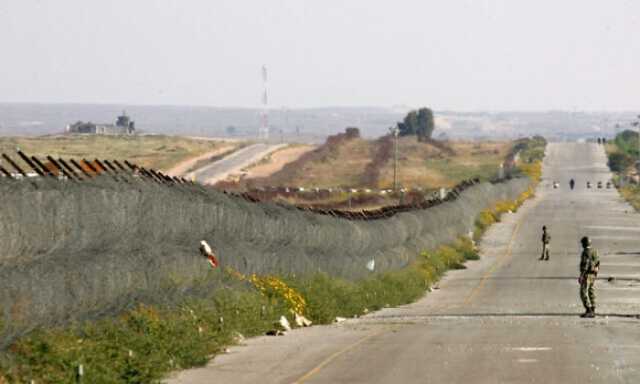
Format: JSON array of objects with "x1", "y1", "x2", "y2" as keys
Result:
[
  {"x1": 0, "y1": 103, "x2": 636, "y2": 141},
  {"x1": 0, "y1": 103, "x2": 403, "y2": 141}
]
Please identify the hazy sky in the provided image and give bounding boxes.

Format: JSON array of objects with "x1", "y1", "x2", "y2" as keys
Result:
[{"x1": 1, "y1": 0, "x2": 639, "y2": 110}]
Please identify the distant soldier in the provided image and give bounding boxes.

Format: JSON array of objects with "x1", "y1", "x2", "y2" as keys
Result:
[
  {"x1": 539, "y1": 226, "x2": 550, "y2": 261},
  {"x1": 578, "y1": 236, "x2": 600, "y2": 318}
]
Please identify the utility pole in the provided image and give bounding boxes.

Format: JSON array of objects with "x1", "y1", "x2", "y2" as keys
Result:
[
  {"x1": 633, "y1": 115, "x2": 640, "y2": 172},
  {"x1": 637, "y1": 115, "x2": 640, "y2": 168},
  {"x1": 389, "y1": 126, "x2": 399, "y2": 191}
]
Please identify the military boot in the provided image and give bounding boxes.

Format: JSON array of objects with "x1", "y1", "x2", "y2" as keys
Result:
[{"x1": 582, "y1": 308, "x2": 595, "y2": 318}]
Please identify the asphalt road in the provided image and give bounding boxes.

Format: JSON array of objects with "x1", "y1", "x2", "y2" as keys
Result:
[
  {"x1": 188, "y1": 143, "x2": 285, "y2": 184},
  {"x1": 167, "y1": 142, "x2": 640, "y2": 383}
]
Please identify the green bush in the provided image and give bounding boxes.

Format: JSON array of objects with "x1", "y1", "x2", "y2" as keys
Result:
[
  {"x1": 614, "y1": 130, "x2": 639, "y2": 157},
  {"x1": 608, "y1": 152, "x2": 633, "y2": 173},
  {"x1": 511, "y1": 136, "x2": 547, "y2": 163}
]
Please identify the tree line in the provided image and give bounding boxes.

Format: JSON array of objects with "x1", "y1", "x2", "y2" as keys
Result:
[{"x1": 396, "y1": 108, "x2": 435, "y2": 141}]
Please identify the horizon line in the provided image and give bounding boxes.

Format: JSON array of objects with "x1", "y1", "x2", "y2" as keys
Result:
[{"x1": 0, "y1": 100, "x2": 639, "y2": 114}]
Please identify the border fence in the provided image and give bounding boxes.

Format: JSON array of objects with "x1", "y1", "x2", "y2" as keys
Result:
[
  {"x1": 0, "y1": 150, "x2": 192, "y2": 185},
  {"x1": 0, "y1": 151, "x2": 530, "y2": 346},
  {"x1": 231, "y1": 178, "x2": 481, "y2": 220},
  {"x1": 1, "y1": 150, "x2": 487, "y2": 221}
]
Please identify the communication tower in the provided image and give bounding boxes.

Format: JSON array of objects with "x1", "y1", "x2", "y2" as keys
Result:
[{"x1": 259, "y1": 65, "x2": 269, "y2": 140}]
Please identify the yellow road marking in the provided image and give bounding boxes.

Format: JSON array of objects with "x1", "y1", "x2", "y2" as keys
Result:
[
  {"x1": 463, "y1": 219, "x2": 524, "y2": 305},
  {"x1": 292, "y1": 193, "x2": 542, "y2": 383},
  {"x1": 463, "y1": 195, "x2": 543, "y2": 305},
  {"x1": 291, "y1": 330, "x2": 386, "y2": 384}
]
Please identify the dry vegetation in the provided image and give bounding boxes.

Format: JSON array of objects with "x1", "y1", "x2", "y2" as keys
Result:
[
  {"x1": 0, "y1": 135, "x2": 241, "y2": 173},
  {"x1": 378, "y1": 139, "x2": 512, "y2": 188},
  {"x1": 292, "y1": 138, "x2": 374, "y2": 187},
  {"x1": 241, "y1": 144, "x2": 316, "y2": 179},
  {"x1": 241, "y1": 136, "x2": 511, "y2": 190},
  {"x1": 232, "y1": 135, "x2": 377, "y2": 190}
]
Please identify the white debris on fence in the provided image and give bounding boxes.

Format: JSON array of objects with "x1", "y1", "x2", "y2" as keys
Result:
[
  {"x1": 199, "y1": 240, "x2": 219, "y2": 268},
  {"x1": 366, "y1": 259, "x2": 375, "y2": 271}
]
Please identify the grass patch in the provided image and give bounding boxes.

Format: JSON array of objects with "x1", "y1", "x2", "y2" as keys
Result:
[
  {"x1": 1, "y1": 238, "x2": 480, "y2": 384},
  {"x1": 289, "y1": 138, "x2": 374, "y2": 188},
  {"x1": 289, "y1": 239, "x2": 478, "y2": 324},
  {"x1": 251, "y1": 136, "x2": 512, "y2": 190},
  {"x1": 422, "y1": 159, "x2": 500, "y2": 184},
  {"x1": 378, "y1": 139, "x2": 511, "y2": 188},
  {"x1": 0, "y1": 135, "x2": 239, "y2": 172},
  {"x1": 1, "y1": 285, "x2": 288, "y2": 384},
  {"x1": 619, "y1": 185, "x2": 640, "y2": 211}
]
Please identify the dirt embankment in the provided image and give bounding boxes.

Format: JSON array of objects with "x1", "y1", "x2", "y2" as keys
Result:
[
  {"x1": 219, "y1": 133, "x2": 511, "y2": 194},
  {"x1": 218, "y1": 131, "x2": 360, "y2": 190},
  {"x1": 361, "y1": 135, "x2": 393, "y2": 188},
  {"x1": 240, "y1": 145, "x2": 316, "y2": 179}
]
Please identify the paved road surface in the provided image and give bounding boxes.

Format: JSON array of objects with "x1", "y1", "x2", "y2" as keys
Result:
[
  {"x1": 168, "y1": 142, "x2": 640, "y2": 383},
  {"x1": 188, "y1": 143, "x2": 285, "y2": 184}
]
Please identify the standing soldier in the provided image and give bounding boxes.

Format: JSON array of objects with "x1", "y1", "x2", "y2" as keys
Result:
[
  {"x1": 579, "y1": 236, "x2": 600, "y2": 318},
  {"x1": 539, "y1": 226, "x2": 550, "y2": 261}
]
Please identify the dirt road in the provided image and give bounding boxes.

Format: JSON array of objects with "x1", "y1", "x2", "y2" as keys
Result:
[
  {"x1": 163, "y1": 145, "x2": 236, "y2": 177},
  {"x1": 187, "y1": 143, "x2": 285, "y2": 185},
  {"x1": 242, "y1": 145, "x2": 315, "y2": 179},
  {"x1": 167, "y1": 142, "x2": 640, "y2": 383}
]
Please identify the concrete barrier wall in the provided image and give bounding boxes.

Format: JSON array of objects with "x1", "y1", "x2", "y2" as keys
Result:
[{"x1": 0, "y1": 176, "x2": 529, "y2": 345}]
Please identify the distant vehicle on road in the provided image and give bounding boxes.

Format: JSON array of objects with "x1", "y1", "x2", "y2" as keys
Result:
[
  {"x1": 553, "y1": 181, "x2": 559, "y2": 189},
  {"x1": 606, "y1": 181, "x2": 612, "y2": 189},
  {"x1": 597, "y1": 181, "x2": 603, "y2": 189},
  {"x1": 586, "y1": 181, "x2": 592, "y2": 189}
]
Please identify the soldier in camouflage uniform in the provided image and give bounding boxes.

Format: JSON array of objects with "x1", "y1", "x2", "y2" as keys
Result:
[
  {"x1": 579, "y1": 236, "x2": 600, "y2": 318},
  {"x1": 539, "y1": 226, "x2": 550, "y2": 260}
]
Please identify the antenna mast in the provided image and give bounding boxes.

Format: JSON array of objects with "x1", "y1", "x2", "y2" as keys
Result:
[{"x1": 259, "y1": 65, "x2": 269, "y2": 140}]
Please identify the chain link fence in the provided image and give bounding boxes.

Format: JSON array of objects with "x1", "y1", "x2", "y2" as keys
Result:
[{"x1": 0, "y1": 171, "x2": 529, "y2": 347}]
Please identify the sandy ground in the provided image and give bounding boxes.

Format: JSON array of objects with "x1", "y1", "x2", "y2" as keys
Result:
[
  {"x1": 163, "y1": 145, "x2": 236, "y2": 176},
  {"x1": 241, "y1": 145, "x2": 316, "y2": 179}
]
